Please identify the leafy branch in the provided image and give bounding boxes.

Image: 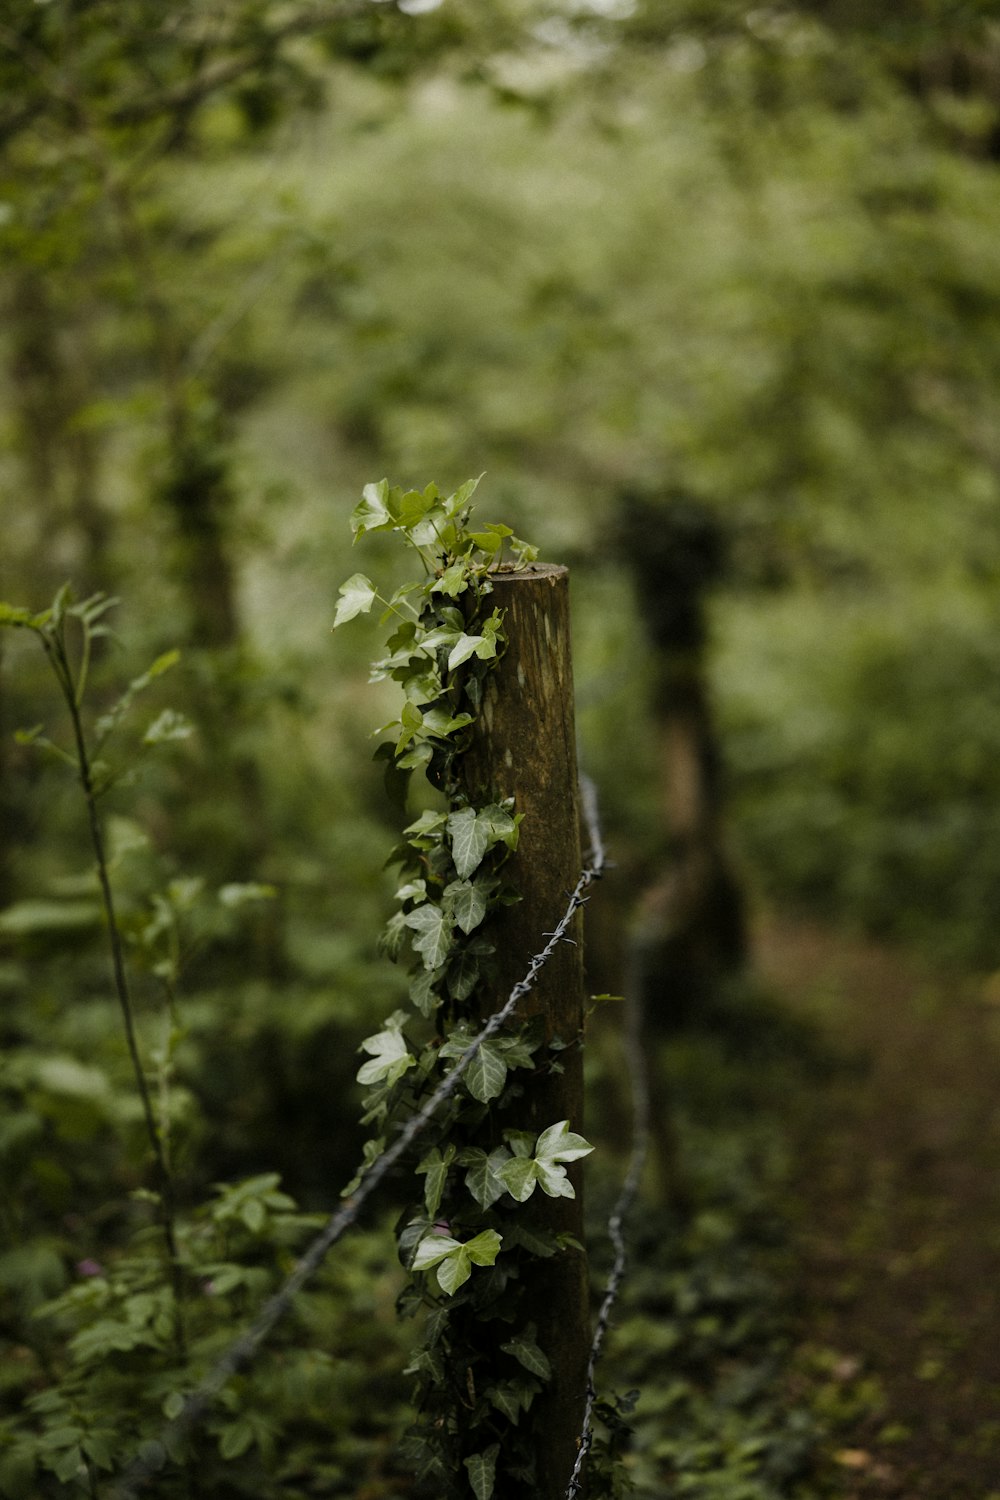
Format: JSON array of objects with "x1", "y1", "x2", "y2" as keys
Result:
[{"x1": 0, "y1": 587, "x2": 191, "y2": 1342}]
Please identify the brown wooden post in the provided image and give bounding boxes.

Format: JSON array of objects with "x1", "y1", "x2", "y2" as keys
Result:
[{"x1": 463, "y1": 562, "x2": 589, "y2": 1498}]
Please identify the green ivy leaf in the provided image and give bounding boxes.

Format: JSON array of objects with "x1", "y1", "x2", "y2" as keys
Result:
[
  {"x1": 334, "y1": 572, "x2": 378, "y2": 626},
  {"x1": 444, "y1": 877, "x2": 489, "y2": 934},
  {"x1": 411, "y1": 1228, "x2": 502, "y2": 1294},
  {"x1": 378, "y1": 910, "x2": 409, "y2": 959},
  {"x1": 395, "y1": 699, "x2": 423, "y2": 752},
  {"x1": 350, "y1": 480, "x2": 394, "y2": 539},
  {"x1": 446, "y1": 633, "x2": 480, "y2": 670},
  {"x1": 395, "y1": 486, "x2": 439, "y2": 528},
  {"x1": 397, "y1": 739, "x2": 434, "y2": 771},
  {"x1": 402, "y1": 669, "x2": 443, "y2": 704},
  {"x1": 357, "y1": 1019, "x2": 413, "y2": 1087},
  {"x1": 478, "y1": 802, "x2": 520, "y2": 851},
  {"x1": 404, "y1": 810, "x2": 448, "y2": 844},
  {"x1": 501, "y1": 1221, "x2": 560, "y2": 1257},
  {"x1": 496, "y1": 1032, "x2": 537, "y2": 1070},
  {"x1": 498, "y1": 1120, "x2": 594, "y2": 1201},
  {"x1": 504, "y1": 1128, "x2": 535, "y2": 1158},
  {"x1": 464, "y1": 1040, "x2": 508, "y2": 1104},
  {"x1": 460, "y1": 1145, "x2": 511, "y2": 1209},
  {"x1": 445, "y1": 950, "x2": 478, "y2": 1002},
  {"x1": 419, "y1": 624, "x2": 461, "y2": 652},
  {"x1": 381, "y1": 618, "x2": 418, "y2": 653},
  {"x1": 404, "y1": 903, "x2": 452, "y2": 970},
  {"x1": 409, "y1": 966, "x2": 443, "y2": 1017},
  {"x1": 447, "y1": 807, "x2": 490, "y2": 879},
  {"x1": 405, "y1": 1343, "x2": 447, "y2": 1384},
  {"x1": 510, "y1": 535, "x2": 540, "y2": 565},
  {"x1": 487, "y1": 1383, "x2": 522, "y2": 1424},
  {"x1": 500, "y1": 1328, "x2": 552, "y2": 1381},
  {"x1": 431, "y1": 561, "x2": 470, "y2": 597},
  {"x1": 464, "y1": 1444, "x2": 499, "y2": 1500},
  {"x1": 412, "y1": 510, "x2": 452, "y2": 551},
  {"x1": 447, "y1": 631, "x2": 500, "y2": 671},
  {"x1": 499, "y1": 1156, "x2": 539, "y2": 1203},
  {"x1": 534, "y1": 1118, "x2": 594, "y2": 1197},
  {"x1": 416, "y1": 1145, "x2": 455, "y2": 1219},
  {"x1": 420, "y1": 706, "x2": 473, "y2": 739},
  {"x1": 444, "y1": 474, "x2": 484, "y2": 516},
  {"x1": 468, "y1": 529, "x2": 504, "y2": 556},
  {"x1": 486, "y1": 1378, "x2": 538, "y2": 1424}
]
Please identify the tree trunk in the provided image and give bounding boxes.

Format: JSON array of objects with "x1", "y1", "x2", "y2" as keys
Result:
[{"x1": 618, "y1": 494, "x2": 748, "y2": 1205}]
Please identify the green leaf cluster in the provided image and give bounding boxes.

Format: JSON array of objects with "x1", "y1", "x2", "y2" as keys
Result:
[
  {"x1": 0, "y1": 588, "x2": 187, "y2": 799},
  {"x1": 0, "y1": 580, "x2": 421, "y2": 1499},
  {"x1": 0, "y1": 1169, "x2": 410, "y2": 1498},
  {"x1": 333, "y1": 478, "x2": 535, "y2": 785}
]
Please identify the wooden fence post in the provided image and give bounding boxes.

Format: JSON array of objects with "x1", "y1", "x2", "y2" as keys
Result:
[{"x1": 463, "y1": 562, "x2": 588, "y2": 1498}]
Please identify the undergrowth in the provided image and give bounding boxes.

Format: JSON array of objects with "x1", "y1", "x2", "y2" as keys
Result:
[{"x1": 589, "y1": 981, "x2": 855, "y2": 1500}]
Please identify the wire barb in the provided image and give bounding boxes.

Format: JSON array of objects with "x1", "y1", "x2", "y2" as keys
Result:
[{"x1": 564, "y1": 929, "x2": 651, "y2": 1498}]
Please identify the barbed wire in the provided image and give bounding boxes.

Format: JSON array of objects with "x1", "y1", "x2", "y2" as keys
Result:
[
  {"x1": 110, "y1": 778, "x2": 607, "y2": 1500},
  {"x1": 565, "y1": 929, "x2": 651, "y2": 1498}
]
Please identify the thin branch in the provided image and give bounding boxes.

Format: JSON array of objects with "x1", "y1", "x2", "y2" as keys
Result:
[
  {"x1": 106, "y1": 0, "x2": 377, "y2": 127},
  {"x1": 45, "y1": 620, "x2": 186, "y2": 1351},
  {"x1": 0, "y1": 2, "x2": 371, "y2": 134}
]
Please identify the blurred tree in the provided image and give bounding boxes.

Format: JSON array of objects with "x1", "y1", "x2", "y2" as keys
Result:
[
  {"x1": 0, "y1": 0, "x2": 481, "y2": 615},
  {"x1": 152, "y1": 0, "x2": 999, "y2": 987},
  {"x1": 619, "y1": 492, "x2": 747, "y2": 1012},
  {"x1": 0, "y1": 0, "x2": 550, "y2": 900}
]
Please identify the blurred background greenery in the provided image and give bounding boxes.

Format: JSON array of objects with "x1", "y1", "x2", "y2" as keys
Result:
[
  {"x1": 2, "y1": 1, "x2": 1000, "y2": 1493},
  {"x1": 6, "y1": 0, "x2": 1000, "y2": 966}
]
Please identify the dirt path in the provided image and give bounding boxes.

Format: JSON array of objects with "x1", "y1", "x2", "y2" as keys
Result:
[{"x1": 756, "y1": 917, "x2": 1000, "y2": 1500}]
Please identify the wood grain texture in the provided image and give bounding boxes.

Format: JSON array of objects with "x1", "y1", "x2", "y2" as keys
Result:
[{"x1": 463, "y1": 563, "x2": 588, "y2": 1498}]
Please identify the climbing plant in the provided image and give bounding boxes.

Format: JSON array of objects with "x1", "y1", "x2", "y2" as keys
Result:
[{"x1": 333, "y1": 477, "x2": 595, "y2": 1498}]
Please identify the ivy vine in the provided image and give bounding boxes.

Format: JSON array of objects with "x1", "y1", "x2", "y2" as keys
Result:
[{"x1": 333, "y1": 477, "x2": 594, "y2": 1499}]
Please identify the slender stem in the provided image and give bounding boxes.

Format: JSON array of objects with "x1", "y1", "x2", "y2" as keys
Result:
[
  {"x1": 374, "y1": 589, "x2": 420, "y2": 623},
  {"x1": 156, "y1": 975, "x2": 182, "y2": 1208},
  {"x1": 424, "y1": 516, "x2": 450, "y2": 562},
  {"x1": 75, "y1": 620, "x2": 92, "y2": 709},
  {"x1": 48, "y1": 622, "x2": 187, "y2": 1349}
]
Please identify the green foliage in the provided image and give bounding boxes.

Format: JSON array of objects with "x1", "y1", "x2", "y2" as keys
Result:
[
  {"x1": 0, "y1": 1197, "x2": 412, "y2": 1499},
  {"x1": 4, "y1": 4, "x2": 1000, "y2": 1495},
  {"x1": 587, "y1": 985, "x2": 836, "y2": 1498},
  {"x1": 716, "y1": 586, "x2": 1000, "y2": 966},
  {"x1": 0, "y1": 585, "x2": 413, "y2": 1498},
  {"x1": 335, "y1": 478, "x2": 593, "y2": 1496}
]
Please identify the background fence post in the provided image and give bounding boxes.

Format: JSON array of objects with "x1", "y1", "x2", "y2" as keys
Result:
[{"x1": 463, "y1": 561, "x2": 588, "y2": 1497}]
